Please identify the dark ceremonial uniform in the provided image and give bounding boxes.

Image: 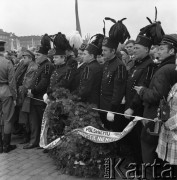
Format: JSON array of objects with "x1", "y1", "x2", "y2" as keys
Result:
[
  {"x1": 47, "y1": 63, "x2": 76, "y2": 96},
  {"x1": 79, "y1": 60, "x2": 102, "y2": 106},
  {"x1": 125, "y1": 55, "x2": 156, "y2": 115},
  {"x1": 124, "y1": 55, "x2": 156, "y2": 163},
  {"x1": 140, "y1": 55, "x2": 177, "y2": 164},
  {"x1": 71, "y1": 62, "x2": 86, "y2": 92},
  {"x1": 100, "y1": 56, "x2": 127, "y2": 130},
  {"x1": 29, "y1": 59, "x2": 54, "y2": 146},
  {"x1": 66, "y1": 55, "x2": 78, "y2": 69}
]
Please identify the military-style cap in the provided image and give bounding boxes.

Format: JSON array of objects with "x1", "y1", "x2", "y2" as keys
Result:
[
  {"x1": 135, "y1": 35, "x2": 152, "y2": 49},
  {"x1": 160, "y1": 34, "x2": 177, "y2": 49},
  {"x1": 102, "y1": 37, "x2": 118, "y2": 49},
  {"x1": 0, "y1": 40, "x2": 6, "y2": 52},
  {"x1": 85, "y1": 43, "x2": 99, "y2": 56},
  {"x1": 22, "y1": 50, "x2": 35, "y2": 61}
]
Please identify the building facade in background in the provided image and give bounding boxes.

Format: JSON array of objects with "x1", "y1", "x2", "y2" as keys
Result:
[{"x1": 0, "y1": 29, "x2": 41, "y2": 51}]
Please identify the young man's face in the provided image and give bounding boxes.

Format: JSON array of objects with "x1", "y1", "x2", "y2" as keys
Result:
[
  {"x1": 83, "y1": 50, "x2": 92, "y2": 63},
  {"x1": 77, "y1": 49, "x2": 84, "y2": 63},
  {"x1": 22, "y1": 55, "x2": 32, "y2": 65},
  {"x1": 102, "y1": 46, "x2": 115, "y2": 61},
  {"x1": 53, "y1": 55, "x2": 65, "y2": 65},
  {"x1": 125, "y1": 42, "x2": 134, "y2": 56},
  {"x1": 158, "y1": 44, "x2": 173, "y2": 62},
  {"x1": 133, "y1": 44, "x2": 148, "y2": 61}
]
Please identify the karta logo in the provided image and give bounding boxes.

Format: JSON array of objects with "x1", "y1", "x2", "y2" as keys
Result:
[{"x1": 104, "y1": 158, "x2": 176, "y2": 179}]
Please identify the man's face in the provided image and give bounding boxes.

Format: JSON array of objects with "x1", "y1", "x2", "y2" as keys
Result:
[
  {"x1": 133, "y1": 44, "x2": 148, "y2": 61},
  {"x1": 83, "y1": 50, "x2": 92, "y2": 63},
  {"x1": 158, "y1": 44, "x2": 172, "y2": 62},
  {"x1": 77, "y1": 49, "x2": 84, "y2": 63},
  {"x1": 125, "y1": 43, "x2": 134, "y2": 56},
  {"x1": 35, "y1": 53, "x2": 43, "y2": 64},
  {"x1": 22, "y1": 55, "x2": 32, "y2": 65},
  {"x1": 53, "y1": 55, "x2": 65, "y2": 65},
  {"x1": 102, "y1": 46, "x2": 115, "y2": 61}
]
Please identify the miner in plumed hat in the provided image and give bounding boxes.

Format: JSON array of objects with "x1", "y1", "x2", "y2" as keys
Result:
[
  {"x1": 23, "y1": 34, "x2": 54, "y2": 149},
  {"x1": 99, "y1": 17, "x2": 128, "y2": 136},
  {"x1": 77, "y1": 34, "x2": 103, "y2": 106},
  {"x1": 134, "y1": 33, "x2": 177, "y2": 179},
  {"x1": 133, "y1": 8, "x2": 177, "y2": 178},
  {"x1": 0, "y1": 40, "x2": 17, "y2": 153},
  {"x1": 124, "y1": 8, "x2": 165, "y2": 164},
  {"x1": 43, "y1": 32, "x2": 77, "y2": 103}
]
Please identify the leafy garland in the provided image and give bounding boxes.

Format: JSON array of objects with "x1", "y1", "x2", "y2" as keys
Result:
[{"x1": 46, "y1": 88, "x2": 119, "y2": 178}]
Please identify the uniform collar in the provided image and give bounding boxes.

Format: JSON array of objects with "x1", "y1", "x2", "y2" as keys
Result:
[
  {"x1": 107, "y1": 56, "x2": 117, "y2": 64},
  {"x1": 55, "y1": 63, "x2": 66, "y2": 69},
  {"x1": 158, "y1": 55, "x2": 176, "y2": 69},
  {"x1": 134, "y1": 55, "x2": 151, "y2": 66}
]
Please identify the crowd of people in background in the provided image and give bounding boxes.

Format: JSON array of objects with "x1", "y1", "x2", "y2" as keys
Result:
[{"x1": 0, "y1": 27, "x2": 177, "y2": 180}]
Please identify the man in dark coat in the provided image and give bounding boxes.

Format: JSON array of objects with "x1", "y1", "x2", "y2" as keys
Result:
[
  {"x1": 0, "y1": 40, "x2": 17, "y2": 153},
  {"x1": 135, "y1": 34, "x2": 177, "y2": 171},
  {"x1": 99, "y1": 37, "x2": 127, "y2": 131},
  {"x1": 23, "y1": 44, "x2": 54, "y2": 149},
  {"x1": 71, "y1": 43, "x2": 86, "y2": 92},
  {"x1": 78, "y1": 43, "x2": 102, "y2": 106},
  {"x1": 46, "y1": 47, "x2": 76, "y2": 99},
  {"x1": 124, "y1": 35, "x2": 156, "y2": 164}
]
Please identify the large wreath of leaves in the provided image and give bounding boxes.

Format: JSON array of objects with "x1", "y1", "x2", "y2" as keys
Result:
[{"x1": 46, "y1": 88, "x2": 119, "y2": 178}]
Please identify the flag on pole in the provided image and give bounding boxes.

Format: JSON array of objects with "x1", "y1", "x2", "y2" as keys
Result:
[{"x1": 75, "y1": 0, "x2": 82, "y2": 36}]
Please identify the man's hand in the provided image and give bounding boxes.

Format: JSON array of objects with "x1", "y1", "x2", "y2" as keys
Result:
[
  {"x1": 124, "y1": 108, "x2": 134, "y2": 119},
  {"x1": 13, "y1": 100, "x2": 16, "y2": 106},
  {"x1": 43, "y1": 93, "x2": 49, "y2": 104},
  {"x1": 27, "y1": 89, "x2": 33, "y2": 98},
  {"x1": 107, "y1": 112, "x2": 115, "y2": 122},
  {"x1": 134, "y1": 86, "x2": 143, "y2": 95}
]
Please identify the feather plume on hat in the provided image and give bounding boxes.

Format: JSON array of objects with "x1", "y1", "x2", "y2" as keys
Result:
[
  {"x1": 139, "y1": 7, "x2": 165, "y2": 45},
  {"x1": 90, "y1": 34, "x2": 105, "y2": 55},
  {"x1": 41, "y1": 34, "x2": 51, "y2": 51},
  {"x1": 53, "y1": 32, "x2": 71, "y2": 51},
  {"x1": 67, "y1": 31, "x2": 83, "y2": 50},
  {"x1": 105, "y1": 17, "x2": 131, "y2": 46},
  {"x1": 37, "y1": 34, "x2": 51, "y2": 54}
]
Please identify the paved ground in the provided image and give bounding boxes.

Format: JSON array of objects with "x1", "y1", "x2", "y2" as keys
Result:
[{"x1": 0, "y1": 135, "x2": 125, "y2": 180}]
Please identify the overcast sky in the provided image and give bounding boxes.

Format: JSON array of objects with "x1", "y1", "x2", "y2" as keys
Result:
[{"x1": 1, "y1": 0, "x2": 177, "y2": 39}]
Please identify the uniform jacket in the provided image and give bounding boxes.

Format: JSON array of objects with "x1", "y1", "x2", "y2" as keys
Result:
[
  {"x1": 0, "y1": 55, "x2": 16, "y2": 100},
  {"x1": 100, "y1": 56, "x2": 127, "y2": 111},
  {"x1": 140, "y1": 55, "x2": 177, "y2": 119},
  {"x1": 125, "y1": 55, "x2": 156, "y2": 114},
  {"x1": 70, "y1": 62, "x2": 86, "y2": 92},
  {"x1": 47, "y1": 63, "x2": 76, "y2": 95},
  {"x1": 78, "y1": 60, "x2": 102, "y2": 106},
  {"x1": 30, "y1": 59, "x2": 54, "y2": 104}
]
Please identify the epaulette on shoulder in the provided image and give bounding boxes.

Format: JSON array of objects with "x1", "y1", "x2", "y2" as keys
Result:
[
  {"x1": 83, "y1": 66, "x2": 90, "y2": 80},
  {"x1": 117, "y1": 64, "x2": 126, "y2": 80},
  {"x1": 44, "y1": 64, "x2": 50, "y2": 75},
  {"x1": 64, "y1": 68, "x2": 72, "y2": 80},
  {"x1": 145, "y1": 64, "x2": 156, "y2": 81}
]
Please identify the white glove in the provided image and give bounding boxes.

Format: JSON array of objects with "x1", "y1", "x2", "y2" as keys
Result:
[
  {"x1": 43, "y1": 93, "x2": 49, "y2": 104},
  {"x1": 107, "y1": 112, "x2": 115, "y2": 122}
]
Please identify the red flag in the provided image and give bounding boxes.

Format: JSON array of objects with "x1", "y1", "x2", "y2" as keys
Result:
[{"x1": 75, "y1": 0, "x2": 82, "y2": 36}]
